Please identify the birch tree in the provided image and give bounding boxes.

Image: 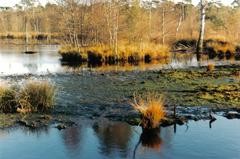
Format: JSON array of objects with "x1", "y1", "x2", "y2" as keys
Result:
[{"x1": 196, "y1": 0, "x2": 207, "y2": 57}]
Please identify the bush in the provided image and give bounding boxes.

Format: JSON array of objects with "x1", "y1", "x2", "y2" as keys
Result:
[
  {"x1": 131, "y1": 92, "x2": 166, "y2": 129},
  {"x1": 19, "y1": 81, "x2": 55, "y2": 113}
]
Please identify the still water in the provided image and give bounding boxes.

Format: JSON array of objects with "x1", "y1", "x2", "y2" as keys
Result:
[
  {"x1": 0, "y1": 116, "x2": 240, "y2": 159},
  {"x1": 0, "y1": 44, "x2": 239, "y2": 75}
]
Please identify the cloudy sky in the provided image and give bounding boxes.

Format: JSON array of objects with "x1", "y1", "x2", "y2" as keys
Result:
[{"x1": 0, "y1": 0, "x2": 234, "y2": 7}]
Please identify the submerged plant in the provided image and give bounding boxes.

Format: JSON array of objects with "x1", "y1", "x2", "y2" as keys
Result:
[
  {"x1": 18, "y1": 81, "x2": 55, "y2": 113},
  {"x1": 131, "y1": 93, "x2": 166, "y2": 129},
  {"x1": 0, "y1": 86, "x2": 17, "y2": 113}
]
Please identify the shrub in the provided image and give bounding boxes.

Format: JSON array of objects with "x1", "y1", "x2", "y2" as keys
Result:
[
  {"x1": 0, "y1": 86, "x2": 17, "y2": 113},
  {"x1": 131, "y1": 93, "x2": 166, "y2": 129},
  {"x1": 19, "y1": 81, "x2": 55, "y2": 113}
]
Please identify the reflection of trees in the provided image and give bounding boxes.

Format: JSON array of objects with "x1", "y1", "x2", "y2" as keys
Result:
[
  {"x1": 23, "y1": 63, "x2": 38, "y2": 73},
  {"x1": 62, "y1": 126, "x2": 81, "y2": 151},
  {"x1": 93, "y1": 121, "x2": 132, "y2": 158},
  {"x1": 21, "y1": 126, "x2": 50, "y2": 137},
  {"x1": 0, "y1": 130, "x2": 7, "y2": 139}
]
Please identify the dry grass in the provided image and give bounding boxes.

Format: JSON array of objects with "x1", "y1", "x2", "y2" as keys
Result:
[
  {"x1": 18, "y1": 81, "x2": 55, "y2": 113},
  {"x1": 206, "y1": 41, "x2": 236, "y2": 55},
  {"x1": 0, "y1": 86, "x2": 17, "y2": 113},
  {"x1": 131, "y1": 93, "x2": 166, "y2": 129},
  {"x1": 59, "y1": 43, "x2": 170, "y2": 64},
  {"x1": 207, "y1": 63, "x2": 215, "y2": 72}
]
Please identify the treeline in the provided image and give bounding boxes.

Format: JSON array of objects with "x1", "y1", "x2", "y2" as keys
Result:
[{"x1": 0, "y1": 0, "x2": 240, "y2": 46}]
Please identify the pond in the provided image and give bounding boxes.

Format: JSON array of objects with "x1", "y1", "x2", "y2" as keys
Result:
[
  {"x1": 0, "y1": 44, "x2": 239, "y2": 75},
  {"x1": 0, "y1": 116, "x2": 240, "y2": 159}
]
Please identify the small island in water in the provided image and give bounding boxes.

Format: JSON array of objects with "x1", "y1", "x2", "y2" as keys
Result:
[{"x1": 0, "y1": 0, "x2": 239, "y2": 159}]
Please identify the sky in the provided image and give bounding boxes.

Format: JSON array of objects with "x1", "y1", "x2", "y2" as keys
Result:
[{"x1": 0, "y1": 0, "x2": 234, "y2": 7}]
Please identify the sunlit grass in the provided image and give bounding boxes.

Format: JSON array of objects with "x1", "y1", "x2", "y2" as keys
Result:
[
  {"x1": 59, "y1": 43, "x2": 170, "y2": 64},
  {"x1": 131, "y1": 92, "x2": 166, "y2": 129}
]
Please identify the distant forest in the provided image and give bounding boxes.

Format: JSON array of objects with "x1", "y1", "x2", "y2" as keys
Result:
[{"x1": 0, "y1": 0, "x2": 240, "y2": 47}]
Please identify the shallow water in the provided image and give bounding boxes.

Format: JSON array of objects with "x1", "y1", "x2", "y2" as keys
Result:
[
  {"x1": 0, "y1": 116, "x2": 239, "y2": 159},
  {"x1": 0, "y1": 44, "x2": 239, "y2": 75}
]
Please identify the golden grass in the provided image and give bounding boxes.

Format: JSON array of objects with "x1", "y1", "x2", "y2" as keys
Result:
[
  {"x1": 19, "y1": 81, "x2": 55, "y2": 113},
  {"x1": 207, "y1": 63, "x2": 215, "y2": 72},
  {"x1": 59, "y1": 43, "x2": 170, "y2": 63},
  {"x1": 206, "y1": 41, "x2": 236, "y2": 54},
  {"x1": 131, "y1": 93, "x2": 166, "y2": 129}
]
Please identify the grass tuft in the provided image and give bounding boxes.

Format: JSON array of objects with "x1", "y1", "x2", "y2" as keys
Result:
[
  {"x1": 18, "y1": 81, "x2": 55, "y2": 113},
  {"x1": 131, "y1": 92, "x2": 166, "y2": 129}
]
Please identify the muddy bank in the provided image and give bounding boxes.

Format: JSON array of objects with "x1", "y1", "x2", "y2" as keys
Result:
[{"x1": 0, "y1": 64, "x2": 239, "y2": 129}]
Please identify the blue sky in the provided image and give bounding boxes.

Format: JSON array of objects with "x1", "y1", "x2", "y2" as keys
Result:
[{"x1": 0, "y1": 0, "x2": 234, "y2": 7}]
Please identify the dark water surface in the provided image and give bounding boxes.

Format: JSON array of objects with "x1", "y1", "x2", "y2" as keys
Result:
[
  {"x1": 0, "y1": 116, "x2": 240, "y2": 159},
  {"x1": 0, "y1": 44, "x2": 239, "y2": 75}
]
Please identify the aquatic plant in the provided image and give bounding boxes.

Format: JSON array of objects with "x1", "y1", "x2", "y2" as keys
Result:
[
  {"x1": 207, "y1": 63, "x2": 215, "y2": 72},
  {"x1": 131, "y1": 93, "x2": 166, "y2": 129},
  {"x1": 0, "y1": 86, "x2": 17, "y2": 113},
  {"x1": 18, "y1": 81, "x2": 55, "y2": 113}
]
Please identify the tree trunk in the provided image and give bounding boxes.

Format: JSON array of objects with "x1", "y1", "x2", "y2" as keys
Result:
[{"x1": 196, "y1": 0, "x2": 207, "y2": 60}]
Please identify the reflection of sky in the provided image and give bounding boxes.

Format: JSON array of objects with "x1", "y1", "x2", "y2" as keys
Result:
[{"x1": 0, "y1": 45, "x2": 62, "y2": 75}]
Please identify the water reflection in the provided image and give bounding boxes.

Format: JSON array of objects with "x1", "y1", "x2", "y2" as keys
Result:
[
  {"x1": 93, "y1": 120, "x2": 132, "y2": 158},
  {"x1": 62, "y1": 126, "x2": 81, "y2": 151},
  {"x1": 133, "y1": 128, "x2": 162, "y2": 158},
  {"x1": 0, "y1": 44, "x2": 239, "y2": 75}
]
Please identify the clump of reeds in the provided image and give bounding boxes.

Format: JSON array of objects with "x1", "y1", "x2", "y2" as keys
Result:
[
  {"x1": 0, "y1": 86, "x2": 17, "y2": 113},
  {"x1": 18, "y1": 81, "x2": 55, "y2": 113},
  {"x1": 207, "y1": 63, "x2": 215, "y2": 72},
  {"x1": 131, "y1": 92, "x2": 166, "y2": 129}
]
